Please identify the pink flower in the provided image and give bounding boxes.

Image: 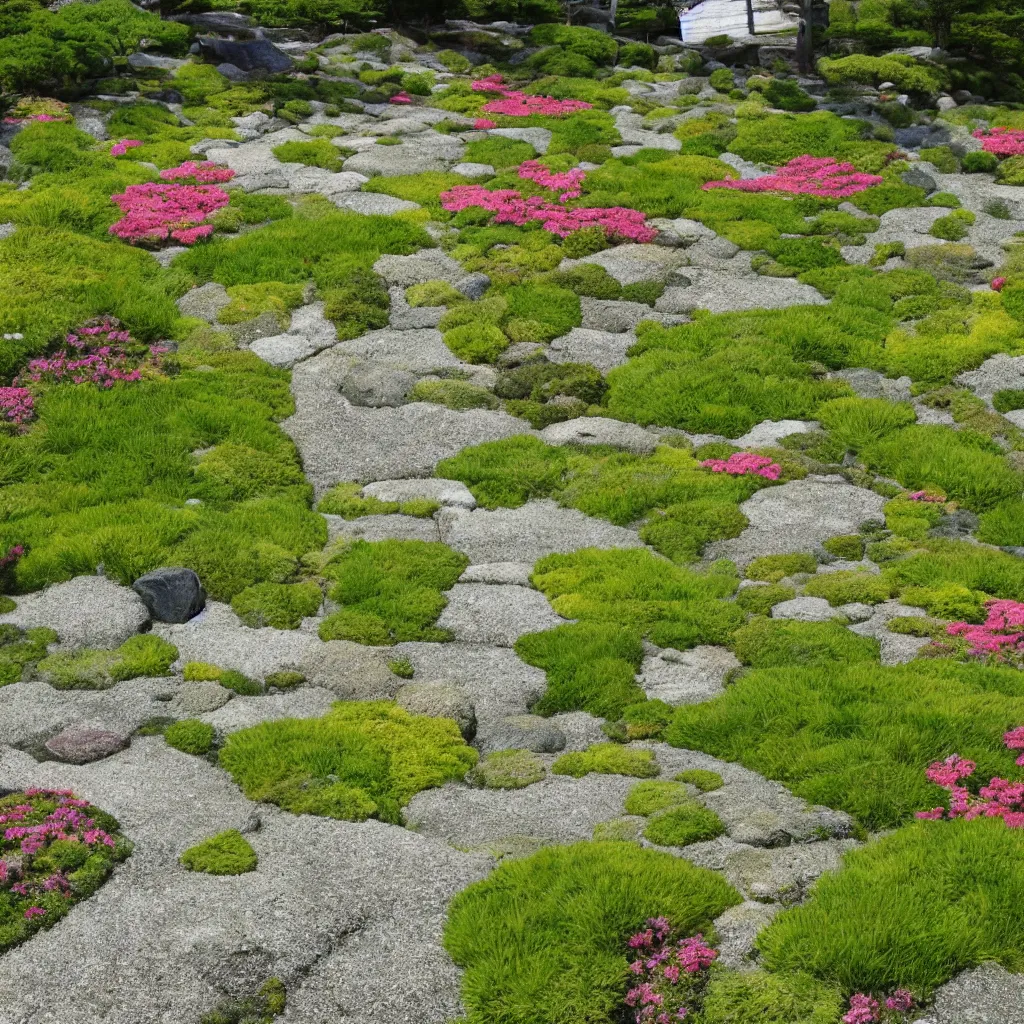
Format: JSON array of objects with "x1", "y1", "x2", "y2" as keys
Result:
[
  {"x1": 885, "y1": 990, "x2": 914, "y2": 1012},
  {"x1": 925, "y1": 755, "x2": 976, "y2": 788},
  {"x1": 973, "y1": 127, "x2": 1024, "y2": 157},
  {"x1": 474, "y1": 118, "x2": 497, "y2": 129},
  {"x1": 108, "y1": 181, "x2": 230, "y2": 246},
  {"x1": 518, "y1": 159, "x2": 586, "y2": 201},
  {"x1": 158, "y1": 161, "x2": 235, "y2": 185},
  {"x1": 0, "y1": 387, "x2": 34, "y2": 427},
  {"x1": 23, "y1": 906, "x2": 46, "y2": 920},
  {"x1": 700, "y1": 453, "x2": 782, "y2": 480},
  {"x1": 390, "y1": 91, "x2": 412, "y2": 104},
  {"x1": 471, "y1": 75, "x2": 593, "y2": 117},
  {"x1": 842, "y1": 993, "x2": 879, "y2": 1024},
  {"x1": 992, "y1": 277, "x2": 1007, "y2": 292},
  {"x1": 948, "y1": 600, "x2": 1024, "y2": 659},
  {"x1": 110, "y1": 139, "x2": 142, "y2": 157},
  {"x1": 907, "y1": 490, "x2": 944, "y2": 502},
  {"x1": 703, "y1": 155, "x2": 883, "y2": 199}
]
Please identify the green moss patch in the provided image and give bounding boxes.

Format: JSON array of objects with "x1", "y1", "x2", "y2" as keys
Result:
[
  {"x1": 37, "y1": 634, "x2": 178, "y2": 690},
  {"x1": 467, "y1": 749, "x2": 547, "y2": 789},
  {"x1": 644, "y1": 803, "x2": 726, "y2": 847},
  {"x1": 180, "y1": 830, "x2": 258, "y2": 875},
  {"x1": 552, "y1": 742, "x2": 660, "y2": 779},
  {"x1": 444, "y1": 841, "x2": 741, "y2": 1024},
  {"x1": 231, "y1": 581, "x2": 322, "y2": 629},
  {"x1": 218, "y1": 700, "x2": 477, "y2": 822},
  {"x1": 0, "y1": 626, "x2": 58, "y2": 686},
  {"x1": 165, "y1": 719, "x2": 216, "y2": 755},
  {"x1": 318, "y1": 540, "x2": 467, "y2": 645},
  {"x1": 760, "y1": 818, "x2": 1024, "y2": 994},
  {"x1": 667, "y1": 660, "x2": 1024, "y2": 830}
]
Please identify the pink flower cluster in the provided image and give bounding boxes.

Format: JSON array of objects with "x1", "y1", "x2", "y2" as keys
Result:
[
  {"x1": 441, "y1": 183, "x2": 655, "y2": 241},
  {"x1": 110, "y1": 139, "x2": 142, "y2": 157},
  {"x1": 0, "y1": 544, "x2": 24, "y2": 581},
  {"x1": 390, "y1": 91, "x2": 412, "y2": 104},
  {"x1": 700, "y1": 453, "x2": 782, "y2": 480},
  {"x1": 907, "y1": 490, "x2": 944, "y2": 502},
  {"x1": 518, "y1": 159, "x2": 586, "y2": 201},
  {"x1": 842, "y1": 990, "x2": 916, "y2": 1023},
  {"x1": 0, "y1": 387, "x2": 34, "y2": 427},
  {"x1": 158, "y1": 161, "x2": 235, "y2": 185},
  {"x1": 109, "y1": 180, "x2": 230, "y2": 245},
  {"x1": 472, "y1": 74, "x2": 593, "y2": 117},
  {"x1": 2, "y1": 113, "x2": 62, "y2": 124},
  {"x1": 972, "y1": 127, "x2": 1024, "y2": 157},
  {"x1": 992, "y1": 277, "x2": 1006, "y2": 292},
  {"x1": 703, "y1": 155, "x2": 883, "y2": 198},
  {"x1": 624, "y1": 917, "x2": 717, "y2": 1022},
  {"x1": 14, "y1": 318, "x2": 159, "y2": 390},
  {"x1": 947, "y1": 598, "x2": 1024, "y2": 660},
  {"x1": 916, "y1": 729, "x2": 1024, "y2": 828},
  {"x1": 474, "y1": 118, "x2": 497, "y2": 129}
]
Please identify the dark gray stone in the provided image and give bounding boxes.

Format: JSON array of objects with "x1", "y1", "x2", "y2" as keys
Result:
[
  {"x1": 902, "y1": 167, "x2": 937, "y2": 194},
  {"x1": 132, "y1": 567, "x2": 206, "y2": 624},
  {"x1": 197, "y1": 36, "x2": 294, "y2": 74},
  {"x1": 44, "y1": 726, "x2": 129, "y2": 765},
  {"x1": 454, "y1": 273, "x2": 491, "y2": 301}
]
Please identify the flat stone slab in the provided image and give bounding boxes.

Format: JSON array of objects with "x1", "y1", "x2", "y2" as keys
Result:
[
  {"x1": 374, "y1": 251, "x2": 465, "y2": 287},
  {"x1": 405, "y1": 773, "x2": 637, "y2": 848},
  {"x1": 539, "y1": 416, "x2": 658, "y2": 454},
  {"x1": 333, "y1": 192, "x2": 421, "y2": 215},
  {"x1": 201, "y1": 687, "x2": 337, "y2": 733},
  {"x1": 708, "y1": 475, "x2": 888, "y2": 567},
  {"x1": 579, "y1": 297, "x2": 670, "y2": 333},
  {"x1": 0, "y1": 576, "x2": 149, "y2": 651},
  {"x1": 459, "y1": 562, "x2": 533, "y2": 586},
  {"x1": 713, "y1": 901, "x2": 781, "y2": 969},
  {"x1": 656, "y1": 271, "x2": 827, "y2": 314},
  {"x1": 956, "y1": 353, "x2": 1024, "y2": 406},
  {"x1": 771, "y1": 596, "x2": 838, "y2": 622},
  {"x1": 44, "y1": 725, "x2": 129, "y2": 764},
  {"x1": 562, "y1": 244, "x2": 689, "y2": 286},
  {"x1": 487, "y1": 126, "x2": 551, "y2": 153},
  {"x1": 436, "y1": 584, "x2": 567, "y2": 646},
  {"x1": 639, "y1": 646, "x2": 740, "y2": 705},
  {"x1": 333, "y1": 327, "x2": 459, "y2": 373},
  {"x1": 324, "y1": 513, "x2": 440, "y2": 544},
  {"x1": 437, "y1": 500, "x2": 645, "y2": 565},
  {"x1": 0, "y1": 742, "x2": 490, "y2": 1024},
  {"x1": 547, "y1": 328, "x2": 637, "y2": 371},
  {"x1": 363, "y1": 478, "x2": 476, "y2": 508},
  {"x1": 733, "y1": 419, "x2": 818, "y2": 448},
  {"x1": 920, "y1": 962, "x2": 1024, "y2": 1024},
  {"x1": 285, "y1": 350, "x2": 529, "y2": 493}
]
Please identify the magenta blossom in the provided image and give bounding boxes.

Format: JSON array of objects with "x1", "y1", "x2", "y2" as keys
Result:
[
  {"x1": 109, "y1": 181, "x2": 230, "y2": 246},
  {"x1": 700, "y1": 453, "x2": 782, "y2": 480},
  {"x1": 518, "y1": 159, "x2": 586, "y2": 201},
  {"x1": 0, "y1": 387, "x2": 34, "y2": 427},
  {"x1": 703, "y1": 155, "x2": 883, "y2": 198},
  {"x1": 158, "y1": 161, "x2": 235, "y2": 185},
  {"x1": 110, "y1": 139, "x2": 142, "y2": 157},
  {"x1": 991, "y1": 277, "x2": 1007, "y2": 292},
  {"x1": 474, "y1": 118, "x2": 497, "y2": 129},
  {"x1": 390, "y1": 91, "x2": 412, "y2": 104},
  {"x1": 472, "y1": 74, "x2": 593, "y2": 117},
  {"x1": 973, "y1": 127, "x2": 1024, "y2": 157}
]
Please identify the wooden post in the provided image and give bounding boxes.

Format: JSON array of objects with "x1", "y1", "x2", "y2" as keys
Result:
[
  {"x1": 800, "y1": 0, "x2": 814, "y2": 72},
  {"x1": 745, "y1": 0, "x2": 755, "y2": 37}
]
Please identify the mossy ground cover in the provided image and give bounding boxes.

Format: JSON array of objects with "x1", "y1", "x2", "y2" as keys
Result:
[
  {"x1": 0, "y1": 789, "x2": 131, "y2": 953},
  {"x1": 444, "y1": 841, "x2": 741, "y2": 1024},
  {"x1": 218, "y1": 700, "x2": 477, "y2": 822},
  {"x1": 667, "y1": 660, "x2": 1024, "y2": 831}
]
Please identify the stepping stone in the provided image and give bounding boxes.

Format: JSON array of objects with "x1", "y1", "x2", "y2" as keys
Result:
[
  {"x1": 437, "y1": 500, "x2": 645, "y2": 565},
  {"x1": 921, "y1": 962, "x2": 1024, "y2": 1024},
  {"x1": 201, "y1": 688, "x2": 336, "y2": 734},
  {"x1": 540, "y1": 416, "x2": 658, "y2": 454},
  {"x1": 712, "y1": 901, "x2": 781, "y2": 969},
  {"x1": 324, "y1": 513, "x2": 440, "y2": 544},
  {"x1": 562, "y1": 243, "x2": 689, "y2": 286},
  {"x1": 436, "y1": 584, "x2": 566, "y2": 647},
  {"x1": 771, "y1": 597, "x2": 837, "y2": 622},
  {"x1": 459, "y1": 562, "x2": 533, "y2": 586},
  {"x1": 0, "y1": 576, "x2": 149, "y2": 652},
  {"x1": 656, "y1": 271, "x2": 827, "y2": 314},
  {"x1": 362, "y1": 478, "x2": 476, "y2": 508},
  {"x1": 732, "y1": 419, "x2": 818, "y2": 448},
  {"x1": 639, "y1": 646, "x2": 740, "y2": 705},
  {"x1": 44, "y1": 726, "x2": 129, "y2": 765},
  {"x1": 374, "y1": 250, "x2": 467, "y2": 287},
  {"x1": 547, "y1": 328, "x2": 637, "y2": 371}
]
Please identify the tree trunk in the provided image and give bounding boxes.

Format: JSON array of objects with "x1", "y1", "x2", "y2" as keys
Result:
[{"x1": 609, "y1": 0, "x2": 619, "y2": 28}]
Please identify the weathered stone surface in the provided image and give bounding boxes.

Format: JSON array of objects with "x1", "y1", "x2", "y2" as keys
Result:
[
  {"x1": 708, "y1": 476, "x2": 888, "y2": 566},
  {"x1": 334, "y1": 327, "x2": 459, "y2": 373},
  {"x1": 405, "y1": 773, "x2": 636, "y2": 847},
  {"x1": 715, "y1": 838, "x2": 860, "y2": 904},
  {"x1": 396, "y1": 682, "x2": 476, "y2": 739},
  {"x1": 132, "y1": 567, "x2": 206, "y2": 624},
  {"x1": 640, "y1": 646, "x2": 740, "y2": 705},
  {"x1": 733, "y1": 419, "x2": 818, "y2": 448},
  {"x1": 170, "y1": 682, "x2": 232, "y2": 716},
  {"x1": 480, "y1": 714, "x2": 567, "y2": 754},
  {"x1": 201, "y1": 687, "x2": 337, "y2": 733},
  {"x1": 436, "y1": 584, "x2": 566, "y2": 647},
  {"x1": 563, "y1": 244, "x2": 689, "y2": 286},
  {"x1": 848, "y1": 599, "x2": 933, "y2": 665},
  {"x1": 0, "y1": 742, "x2": 490, "y2": 1024},
  {"x1": 324, "y1": 513, "x2": 440, "y2": 545},
  {"x1": 771, "y1": 596, "x2": 838, "y2": 622},
  {"x1": 921, "y1": 962, "x2": 1024, "y2": 1024},
  {"x1": 44, "y1": 726, "x2": 129, "y2": 764},
  {"x1": 459, "y1": 562, "x2": 533, "y2": 586},
  {"x1": 374, "y1": 250, "x2": 465, "y2": 287},
  {"x1": 548, "y1": 326, "x2": 637, "y2": 371},
  {"x1": 712, "y1": 901, "x2": 781, "y2": 969},
  {"x1": 0, "y1": 576, "x2": 149, "y2": 651},
  {"x1": 956, "y1": 354, "x2": 1024, "y2": 405},
  {"x1": 488, "y1": 126, "x2": 551, "y2": 153},
  {"x1": 363, "y1": 478, "x2": 476, "y2": 508},
  {"x1": 333, "y1": 191, "x2": 421, "y2": 215},
  {"x1": 657, "y1": 272, "x2": 827, "y2": 314},
  {"x1": 540, "y1": 416, "x2": 658, "y2": 454},
  {"x1": 175, "y1": 282, "x2": 231, "y2": 322},
  {"x1": 437, "y1": 500, "x2": 645, "y2": 565},
  {"x1": 579, "y1": 297, "x2": 677, "y2": 333}
]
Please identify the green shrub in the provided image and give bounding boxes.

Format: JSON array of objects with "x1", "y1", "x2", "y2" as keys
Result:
[
  {"x1": 552, "y1": 742, "x2": 659, "y2": 779},
  {"x1": 732, "y1": 618, "x2": 879, "y2": 668},
  {"x1": 699, "y1": 969, "x2": 843, "y2": 1024},
  {"x1": 200, "y1": 976, "x2": 286, "y2": 1024},
  {"x1": 529, "y1": 24, "x2": 618, "y2": 66},
  {"x1": 444, "y1": 841, "x2": 741, "y2": 1024},
  {"x1": 318, "y1": 540, "x2": 467, "y2": 645},
  {"x1": 230, "y1": 580, "x2": 322, "y2": 629},
  {"x1": 996, "y1": 155, "x2": 1024, "y2": 186},
  {"x1": 734, "y1": 584, "x2": 795, "y2": 615},
  {"x1": 165, "y1": 719, "x2": 216, "y2": 756},
  {"x1": 184, "y1": 662, "x2": 224, "y2": 682},
  {"x1": 822, "y1": 535, "x2": 866, "y2": 560},
  {"x1": 962, "y1": 150, "x2": 1000, "y2": 173},
  {"x1": 817, "y1": 54, "x2": 944, "y2": 94},
  {"x1": 219, "y1": 700, "x2": 477, "y2": 822},
  {"x1": 266, "y1": 670, "x2": 305, "y2": 689},
  {"x1": 801, "y1": 569, "x2": 896, "y2": 606},
  {"x1": 676, "y1": 769, "x2": 724, "y2": 792},
  {"x1": 272, "y1": 138, "x2": 346, "y2": 171},
  {"x1": 443, "y1": 322, "x2": 509, "y2": 363},
  {"x1": 362, "y1": 171, "x2": 467, "y2": 215},
  {"x1": 863, "y1": 425, "x2": 1022, "y2": 511},
  {"x1": 644, "y1": 803, "x2": 726, "y2": 846},
  {"x1": 409, "y1": 379, "x2": 500, "y2": 411},
  {"x1": 217, "y1": 282, "x2": 304, "y2": 325},
  {"x1": 764, "y1": 78, "x2": 817, "y2": 112},
  {"x1": 618, "y1": 42, "x2": 657, "y2": 71},
  {"x1": 467, "y1": 749, "x2": 546, "y2": 789},
  {"x1": 464, "y1": 137, "x2": 537, "y2": 169},
  {"x1": 37, "y1": 634, "x2": 178, "y2": 691},
  {"x1": 667, "y1": 660, "x2": 1024, "y2": 830},
  {"x1": 727, "y1": 112, "x2": 867, "y2": 165},
  {"x1": 816, "y1": 397, "x2": 916, "y2": 452},
  {"x1": 180, "y1": 830, "x2": 257, "y2": 875},
  {"x1": 624, "y1": 780, "x2": 691, "y2": 816},
  {"x1": 759, "y1": 818, "x2": 1024, "y2": 994},
  {"x1": 709, "y1": 68, "x2": 736, "y2": 92},
  {"x1": 0, "y1": 627, "x2": 57, "y2": 687},
  {"x1": 746, "y1": 554, "x2": 817, "y2": 583},
  {"x1": 219, "y1": 669, "x2": 262, "y2": 696},
  {"x1": 406, "y1": 280, "x2": 467, "y2": 307}
]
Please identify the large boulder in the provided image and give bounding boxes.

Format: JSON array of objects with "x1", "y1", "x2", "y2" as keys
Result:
[{"x1": 132, "y1": 568, "x2": 206, "y2": 624}]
